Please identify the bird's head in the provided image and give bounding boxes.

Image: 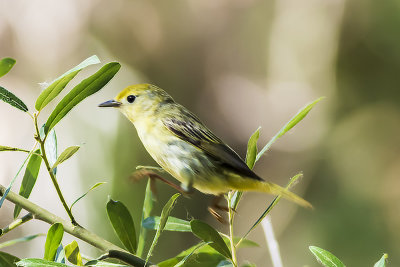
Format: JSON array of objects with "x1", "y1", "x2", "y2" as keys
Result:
[{"x1": 98, "y1": 83, "x2": 175, "y2": 123}]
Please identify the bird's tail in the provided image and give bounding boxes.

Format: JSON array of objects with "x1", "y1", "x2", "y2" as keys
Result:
[{"x1": 230, "y1": 179, "x2": 312, "y2": 208}]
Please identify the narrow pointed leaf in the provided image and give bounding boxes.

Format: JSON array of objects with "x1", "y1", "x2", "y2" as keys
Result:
[
  {"x1": 190, "y1": 219, "x2": 231, "y2": 259},
  {"x1": 0, "y1": 57, "x2": 16, "y2": 77},
  {"x1": 142, "y1": 216, "x2": 191, "y2": 232},
  {"x1": 137, "y1": 179, "x2": 154, "y2": 258},
  {"x1": 106, "y1": 199, "x2": 137, "y2": 253},
  {"x1": 309, "y1": 246, "x2": 346, "y2": 267},
  {"x1": 231, "y1": 127, "x2": 261, "y2": 210},
  {"x1": 64, "y1": 240, "x2": 83, "y2": 266},
  {"x1": 0, "y1": 145, "x2": 30, "y2": 153},
  {"x1": 70, "y1": 182, "x2": 106, "y2": 210},
  {"x1": 374, "y1": 254, "x2": 388, "y2": 267},
  {"x1": 44, "y1": 223, "x2": 64, "y2": 261},
  {"x1": 0, "y1": 251, "x2": 20, "y2": 267},
  {"x1": 35, "y1": 55, "x2": 101, "y2": 111},
  {"x1": 237, "y1": 173, "x2": 303, "y2": 246},
  {"x1": 0, "y1": 86, "x2": 28, "y2": 112},
  {"x1": 44, "y1": 62, "x2": 120, "y2": 134},
  {"x1": 146, "y1": 193, "x2": 180, "y2": 263},
  {"x1": 85, "y1": 261, "x2": 130, "y2": 266},
  {"x1": 45, "y1": 129, "x2": 58, "y2": 175},
  {"x1": 256, "y1": 97, "x2": 324, "y2": 161},
  {"x1": 0, "y1": 149, "x2": 34, "y2": 208},
  {"x1": 51, "y1": 145, "x2": 80, "y2": 170},
  {"x1": 0, "y1": 234, "x2": 42, "y2": 249},
  {"x1": 245, "y1": 127, "x2": 260, "y2": 170},
  {"x1": 14, "y1": 149, "x2": 42, "y2": 218},
  {"x1": 17, "y1": 259, "x2": 69, "y2": 267}
]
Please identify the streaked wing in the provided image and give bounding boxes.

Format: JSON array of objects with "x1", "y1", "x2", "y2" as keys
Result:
[{"x1": 162, "y1": 112, "x2": 262, "y2": 181}]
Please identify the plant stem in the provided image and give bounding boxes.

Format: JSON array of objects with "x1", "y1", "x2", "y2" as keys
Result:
[
  {"x1": 33, "y1": 114, "x2": 77, "y2": 225},
  {"x1": 227, "y1": 191, "x2": 238, "y2": 267},
  {"x1": 0, "y1": 183, "x2": 123, "y2": 253},
  {"x1": 0, "y1": 213, "x2": 33, "y2": 236}
]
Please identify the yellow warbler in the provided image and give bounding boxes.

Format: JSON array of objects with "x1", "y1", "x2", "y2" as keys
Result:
[{"x1": 99, "y1": 84, "x2": 311, "y2": 209}]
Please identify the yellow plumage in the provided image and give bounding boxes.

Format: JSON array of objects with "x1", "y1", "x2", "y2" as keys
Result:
[{"x1": 99, "y1": 84, "x2": 311, "y2": 208}]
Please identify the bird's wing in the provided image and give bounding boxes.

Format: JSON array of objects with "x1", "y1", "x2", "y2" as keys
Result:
[{"x1": 162, "y1": 111, "x2": 262, "y2": 181}]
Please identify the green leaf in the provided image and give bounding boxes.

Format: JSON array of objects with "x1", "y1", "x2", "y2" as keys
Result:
[
  {"x1": 0, "y1": 234, "x2": 42, "y2": 249},
  {"x1": 0, "y1": 149, "x2": 34, "y2": 208},
  {"x1": 309, "y1": 246, "x2": 346, "y2": 267},
  {"x1": 245, "y1": 127, "x2": 260, "y2": 169},
  {"x1": 142, "y1": 216, "x2": 191, "y2": 232},
  {"x1": 64, "y1": 240, "x2": 83, "y2": 266},
  {"x1": 0, "y1": 57, "x2": 16, "y2": 77},
  {"x1": 51, "y1": 145, "x2": 80, "y2": 170},
  {"x1": 158, "y1": 242, "x2": 225, "y2": 267},
  {"x1": 190, "y1": 219, "x2": 231, "y2": 259},
  {"x1": 374, "y1": 254, "x2": 388, "y2": 267},
  {"x1": 137, "y1": 179, "x2": 154, "y2": 258},
  {"x1": 35, "y1": 55, "x2": 101, "y2": 111},
  {"x1": 0, "y1": 86, "x2": 28, "y2": 112},
  {"x1": 256, "y1": 97, "x2": 324, "y2": 162},
  {"x1": 0, "y1": 251, "x2": 20, "y2": 267},
  {"x1": 217, "y1": 260, "x2": 233, "y2": 267},
  {"x1": 106, "y1": 199, "x2": 137, "y2": 253},
  {"x1": 0, "y1": 145, "x2": 30, "y2": 153},
  {"x1": 44, "y1": 223, "x2": 64, "y2": 261},
  {"x1": 237, "y1": 173, "x2": 303, "y2": 247},
  {"x1": 44, "y1": 62, "x2": 120, "y2": 134},
  {"x1": 14, "y1": 149, "x2": 42, "y2": 218},
  {"x1": 45, "y1": 129, "x2": 58, "y2": 175},
  {"x1": 85, "y1": 261, "x2": 129, "y2": 266},
  {"x1": 146, "y1": 193, "x2": 180, "y2": 263},
  {"x1": 70, "y1": 182, "x2": 106, "y2": 210},
  {"x1": 16, "y1": 258, "x2": 69, "y2": 267}
]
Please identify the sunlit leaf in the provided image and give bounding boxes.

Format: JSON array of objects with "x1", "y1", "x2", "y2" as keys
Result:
[
  {"x1": 309, "y1": 246, "x2": 346, "y2": 267},
  {"x1": 146, "y1": 193, "x2": 180, "y2": 263},
  {"x1": 16, "y1": 258, "x2": 69, "y2": 267},
  {"x1": 0, "y1": 57, "x2": 16, "y2": 77},
  {"x1": 44, "y1": 223, "x2": 64, "y2": 261},
  {"x1": 142, "y1": 216, "x2": 191, "y2": 232},
  {"x1": 14, "y1": 149, "x2": 42, "y2": 218},
  {"x1": 70, "y1": 182, "x2": 106, "y2": 210},
  {"x1": 0, "y1": 234, "x2": 42, "y2": 249},
  {"x1": 190, "y1": 219, "x2": 231, "y2": 259},
  {"x1": 106, "y1": 199, "x2": 137, "y2": 253},
  {"x1": 51, "y1": 145, "x2": 80, "y2": 170},
  {"x1": 245, "y1": 127, "x2": 260, "y2": 169},
  {"x1": 0, "y1": 251, "x2": 20, "y2": 267},
  {"x1": 45, "y1": 129, "x2": 58, "y2": 175},
  {"x1": 374, "y1": 254, "x2": 388, "y2": 267},
  {"x1": 0, "y1": 86, "x2": 28, "y2": 112},
  {"x1": 44, "y1": 62, "x2": 120, "y2": 134},
  {"x1": 256, "y1": 97, "x2": 324, "y2": 162},
  {"x1": 137, "y1": 179, "x2": 154, "y2": 258},
  {"x1": 35, "y1": 55, "x2": 101, "y2": 111},
  {"x1": 64, "y1": 240, "x2": 82, "y2": 266}
]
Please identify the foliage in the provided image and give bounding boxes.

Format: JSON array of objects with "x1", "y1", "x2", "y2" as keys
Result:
[{"x1": 0, "y1": 55, "x2": 378, "y2": 267}]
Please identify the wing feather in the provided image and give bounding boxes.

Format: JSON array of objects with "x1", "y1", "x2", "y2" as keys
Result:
[{"x1": 162, "y1": 111, "x2": 262, "y2": 181}]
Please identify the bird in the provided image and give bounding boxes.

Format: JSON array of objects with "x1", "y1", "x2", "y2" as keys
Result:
[{"x1": 99, "y1": 83, "x2": 311, "y2": 213}]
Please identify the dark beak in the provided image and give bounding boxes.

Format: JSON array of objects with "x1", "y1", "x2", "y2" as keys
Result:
[{"x1": 98, "y1": 100, "x2": 122, "y2": 107}]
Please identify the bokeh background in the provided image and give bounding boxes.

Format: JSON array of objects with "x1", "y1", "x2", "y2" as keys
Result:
[{"x1": 1, "y1": 0, "x2": 399, "y2": 266}]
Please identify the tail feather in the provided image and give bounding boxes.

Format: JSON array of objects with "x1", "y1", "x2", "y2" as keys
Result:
[{"x1": 231, "y1": 179, "x2": 312, "y2": 209}]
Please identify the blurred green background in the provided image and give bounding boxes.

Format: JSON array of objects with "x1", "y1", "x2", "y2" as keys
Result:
[{"x1": 0, "y1": 0, "x2": 399, "y2": 266}]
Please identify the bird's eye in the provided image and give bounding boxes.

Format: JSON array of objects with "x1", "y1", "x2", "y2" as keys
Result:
[{"x1": 127, "y1": 95, "x2": 136, "y2": 103}]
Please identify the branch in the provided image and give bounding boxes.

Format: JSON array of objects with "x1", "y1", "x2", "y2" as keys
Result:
[{"x1": 0, "y1": 184, "x2": 123, "y2": 253}]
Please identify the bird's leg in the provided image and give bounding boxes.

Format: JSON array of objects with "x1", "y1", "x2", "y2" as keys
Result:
[
  {"x1": 131, "y1": 169, "x2": 188, "y2": 196},
  {"x1": 208, "y1": 194, "x2": 230, "y2": 223}
]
